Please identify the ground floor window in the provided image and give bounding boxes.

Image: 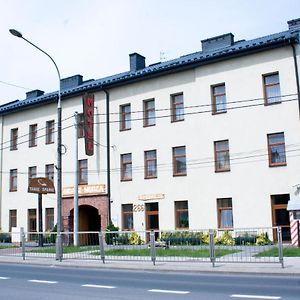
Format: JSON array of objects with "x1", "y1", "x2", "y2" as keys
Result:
[
  {"x1": 122, "y1": 204, "x2": 133, "y2": 230},
  {"x1": 28, "y1": 209, "x2": 37, "y2": 232},
  {"x1": 9, "y1": 209, "x2": 17, "y2": 232},
  {"x1": 45, "y1": 208, "x2": 54, "y2": 231},
  {"x1": 175, "y1": 201, "x2": 189, "y2": 229},
  {"x1": 217, "y1": 198, "x2": 233, "y2": 229}
]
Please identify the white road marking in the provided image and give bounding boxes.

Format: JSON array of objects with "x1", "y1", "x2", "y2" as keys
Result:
[
  {"x1": 148, "y1": 289, "x2": 190, "y2": 294},
  {"x1": 0, "y1": 277, "x2": 10, "y2": 280},
  {"x1": 82, "y1": 284, "x2": 116, "y2": 289},
  {"x1": 28, "y1": 280, "x2": 58, "y2": 284},
  {"x1": 231, "y1": 295, "x2": 281, "y2": 299}
]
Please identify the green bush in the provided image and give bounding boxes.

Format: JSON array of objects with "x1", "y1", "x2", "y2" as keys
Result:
[
  {"x1": 256, "y1": 232, "x2": 272, "y2": 246},
  {"x1": 215, "y1": 230, "x2": 235, "y2": 246},
  {"x1": 234, "y1": 232, "x2": 257, "y2": 245},
  {"x1": 129, "y1": 232, "x2": 144, "y2": 245},
  {"x1": 0, "y1": 232, "x2": 11, "y2": 243},
  {"x1": 105, "y1": 222, "x2": 119, "y2": 245},
  {"x1": 160, "y1": 231, "x2": 208, "y2": 246}
]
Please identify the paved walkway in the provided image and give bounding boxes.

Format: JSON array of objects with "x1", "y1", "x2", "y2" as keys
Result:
[{"x1": 1, "y1": 255, "x2": 300, "y2": 275}]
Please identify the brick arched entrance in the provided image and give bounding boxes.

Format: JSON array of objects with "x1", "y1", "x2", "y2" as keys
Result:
[{"x1": 62, "y1": 194, "x2": 108, "y2": 232}]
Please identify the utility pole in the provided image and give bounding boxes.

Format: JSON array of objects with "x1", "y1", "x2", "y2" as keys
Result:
[{"x1": 74, "y1": 112, "x2": 79, "y2": 246}]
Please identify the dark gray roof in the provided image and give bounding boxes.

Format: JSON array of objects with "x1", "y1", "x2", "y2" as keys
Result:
[{"x1": 0, "y1": 28, "x2": 298, "y2": 115}]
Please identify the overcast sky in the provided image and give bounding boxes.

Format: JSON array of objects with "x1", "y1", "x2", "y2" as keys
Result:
[{"x1": 0, "y1": 0, "x2": 299, "y2": 105}]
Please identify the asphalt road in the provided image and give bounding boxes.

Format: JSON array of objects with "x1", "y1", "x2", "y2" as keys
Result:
[{"x1": 0, "y1": 263, "x2": 299, "y2": 299}]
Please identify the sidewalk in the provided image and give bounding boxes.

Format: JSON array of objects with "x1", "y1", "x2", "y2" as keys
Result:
[{"x1": 1, "y1": 255, "x2": 300, "y2": 275}]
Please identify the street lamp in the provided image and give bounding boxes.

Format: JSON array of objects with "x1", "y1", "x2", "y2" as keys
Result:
[{"x1": 9, "y1": 29, "x2": 63, "y2": 260}]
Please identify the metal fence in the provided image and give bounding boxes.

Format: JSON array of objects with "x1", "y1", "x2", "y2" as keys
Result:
[{"x1": 0, "y1": 227, "x2": 284, "y2": 267}]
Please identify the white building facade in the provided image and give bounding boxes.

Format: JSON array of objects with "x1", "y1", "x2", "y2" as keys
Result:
[{"x1": 1, "y1": 19, "x2": 300, "y2": 242}]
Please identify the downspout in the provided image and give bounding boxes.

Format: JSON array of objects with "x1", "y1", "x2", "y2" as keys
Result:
[
  {"x1": 291, "y1": 42, "x2": 300, "y2": 118},
  {"x1": 103, "y1": 89, "x2": 111, "y2": 226}
]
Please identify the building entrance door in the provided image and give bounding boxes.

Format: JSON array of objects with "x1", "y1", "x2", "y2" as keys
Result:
[
  {"x1": 145, "y1": 202, "x2": 159, "y2": 240},
  {"x1": 271, "y1": 194, "x2": 291, "y2": 242}
]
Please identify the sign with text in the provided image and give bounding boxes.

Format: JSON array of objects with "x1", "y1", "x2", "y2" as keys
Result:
[
  {"x1": 28, "y1": 177, "x2": 55, "y2": 194},
  {"x1": 83, "y1": 93, "x2": 95, "y2": 156}
]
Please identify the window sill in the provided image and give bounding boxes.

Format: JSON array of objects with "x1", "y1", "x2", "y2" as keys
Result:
[
  {"x1": 212, "y1": 111, "x2": 227, "y2": 115},
  {"x1": 173, "y1": 173, "x2": 187, "y2": 177},
  {"x1": 264, "y1": 101, "x2": 282, "y2": 106},
  {"x1": 269, "y1": 163, "x2": 287, "y2": 168},
  {"x1": 121, "y1": 179, "x2": 132, "y2": 182},
  {"x1": 120, "y1": 128, "x2": 131, "y2": 132},
  {"x1": 171, "y1": 119, "x2": 185, "y2": 123},
  {"x1": 144, "y1": 176, "x2": 157, "y2": 180},
  {"x1": 215, "y1": 169, "x2": 230, "y2": 173}
]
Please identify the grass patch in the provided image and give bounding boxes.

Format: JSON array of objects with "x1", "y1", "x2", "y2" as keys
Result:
[
  {"x1": 95, "y1": 248, "x2": 239, "y2": 258},
  {"x1": 30, "y1": 246, "x2": 239, "y2": 257},
  {"x1": 255, "y1": 247, "x2": 300, "y2": 257},
  {"x1": 30, "y1": 245, "x2": 98, "y2": 254}
]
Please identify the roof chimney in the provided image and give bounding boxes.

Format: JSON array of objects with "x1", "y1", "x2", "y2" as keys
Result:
[
  {"x1": 201, "y1": 33, "x2": 234, "y2": 52},
  {"x1": 288, "y1": 18, "x2": 300, "y2": 30},
  {"x1": 129, "y1": 53, "x2": 145, "y2": 72},
  {"x1": 26, "y1": 89, "x2": 44, "y2": 99},
  {"x1": 60, "y1": 74, "x2": 83, "y2": 90}
]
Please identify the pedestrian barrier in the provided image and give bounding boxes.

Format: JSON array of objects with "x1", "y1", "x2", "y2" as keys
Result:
[{"x1": 0, "y1": 227, "x2": 284, "y2": 267}]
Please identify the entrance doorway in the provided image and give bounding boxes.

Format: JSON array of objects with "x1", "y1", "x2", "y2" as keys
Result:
[
  {"x1": 271, "y1": 194, "x2": 291, "y2": 242},
  {"x1": 69, "y1": 205, "x2": 101, "y2": 245},
  {"x1": 145, "y1": 202, "x2": 159, "y2": 240}
]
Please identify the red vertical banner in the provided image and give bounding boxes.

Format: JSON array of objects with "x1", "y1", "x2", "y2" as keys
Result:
[{"x1": 83, "y1": 93, "x2": 94, "y2": 156}]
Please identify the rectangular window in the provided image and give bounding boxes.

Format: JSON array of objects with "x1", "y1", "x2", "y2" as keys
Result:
[
  {"x1": 121, "y1": 153, "x2": 132, "y2": 181},
  {"x1": 10, "y1": 169, "x2": 17, "y2": 192},
  {"x1": 9, "y1": 209, "x2": 17, "y2": 232},
  {"x1": 217, "y1": 198, "x2": 233, "y2": 229},
  {"x1": 175, "y1": 201, "x2": 189, "y2": 229},
  {"x1": 78, "y1": 113, "x2": 84, "y2": 138},
  {"x1": 28, "y1": 209, "x2": 37, "y2": 233},
  {"x1": 28, "y1": 166, "x2": 37, "y2": 184},
  {"x1": 173, "y1": 146, "x2": 187, "y2": 176},
  {"x1": 46, "y1": 120, "x2": 55, "y2": 144},
  {"x1": 122, "y1": 204, "x2": 134, "y2": 230},
  {"x1": 214, "y1": 140, "x2": 230, "y2": 172},
  {"x1": 143, "y1": 99, "x2": 156, "y2": 127},
  {"x1": 120, "y1": 104, "x2": 131, "y2": 131},
  {"x1": 78, "y1": 159, "x2": 88, "y2": 184},
  {"x1": 171, "y1": 93, "x2": 184, "y2": 122},
  {"x1": 45, "y1": 208, "x2": 54, "y2": 231},
  {"x1": 10, "y1": 128, "x2": 18, "y2": 151},
  {"x1": 263, "y1": 72, "x2": 281, "y2": 105},
  {"x1": 144, "y1": 150, "x2": 157, "y2": 179},
  {"x1": 212, "y1": 84, "x2": 227, "y2": 114},
  {"x1": 45, "y1": 164, "x2": 55, "y2": 182},
  {"x1": 29, "y1": 124, "x2": 37, "y2": 147},
  {"x1": 268, "y1": 132, "x2": 286, "y2": 166}
]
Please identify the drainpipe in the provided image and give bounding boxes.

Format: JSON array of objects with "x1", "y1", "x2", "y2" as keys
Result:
[
  {"x1": 291, "y1": 43, "x2": 300, "y2": 118},
  {"x1": 103, "y1": 89, "x2": 111, "y2": 226}
]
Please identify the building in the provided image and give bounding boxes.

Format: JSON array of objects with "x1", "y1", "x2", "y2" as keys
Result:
[{"x1": 1, "y1": 18, "x2": 300, "y2": 242}]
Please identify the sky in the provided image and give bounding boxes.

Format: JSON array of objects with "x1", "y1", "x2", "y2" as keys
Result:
[{"x1": 0, "y1": 0, "x2": 300, "y2": 105}]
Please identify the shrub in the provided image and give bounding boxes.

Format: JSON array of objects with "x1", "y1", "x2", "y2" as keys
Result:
[
  {"x1": 256, "y1": 232, "x2": 272, "y2": 246},
  {"x1": 215, "y1": 230, "x2": 235, "y2": 246},
  {"x1": 160, "y1": 231, "x2": 208, "y2": 246},
  {"x1": 105, "y1": 222, "x2": 119, "y2": 245},
  {"x1": 129, "y1": 232, "x2": 144, "y2": 245},
  {"x1": 0, "y1": 231, "x2": 11, "y2": 243},
  {"x1": 234, "y1": 232, "x2": 257, "y2": 245}
]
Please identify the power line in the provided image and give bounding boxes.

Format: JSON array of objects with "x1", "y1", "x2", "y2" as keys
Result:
[{"x1": 0, "y1": 80, "x2": 32, "y2": 91}]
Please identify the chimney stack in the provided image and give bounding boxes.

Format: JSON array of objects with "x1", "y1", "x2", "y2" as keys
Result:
[
  {"x1": 129, "y1": 53, "x2": 145, "y2": 72},
  {"x1": 201, "y1": 33, "x2": 234, "y2": 52},
  {"x1": 288, "y1": 18, "x2": 300, "y2": 30}
]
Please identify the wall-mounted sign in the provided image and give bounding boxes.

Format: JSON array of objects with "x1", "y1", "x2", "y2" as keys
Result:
[
  {"x1": 83, "y1": 93, "x2": 94, "y2": 156},
  {"x1": 28, "y1": 177, "x2": 55, "y2": 194},
  {"x1": 63, "y1": 184, "x2": 106, "y2": 197},
  {"x1": 138, "y1": 193, "x2": 165, "y2": 201}
]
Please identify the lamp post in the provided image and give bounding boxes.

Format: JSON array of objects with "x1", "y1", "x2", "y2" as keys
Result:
[{"x1": 9, "y1": 29, "x2": 63, "y2": 260}]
